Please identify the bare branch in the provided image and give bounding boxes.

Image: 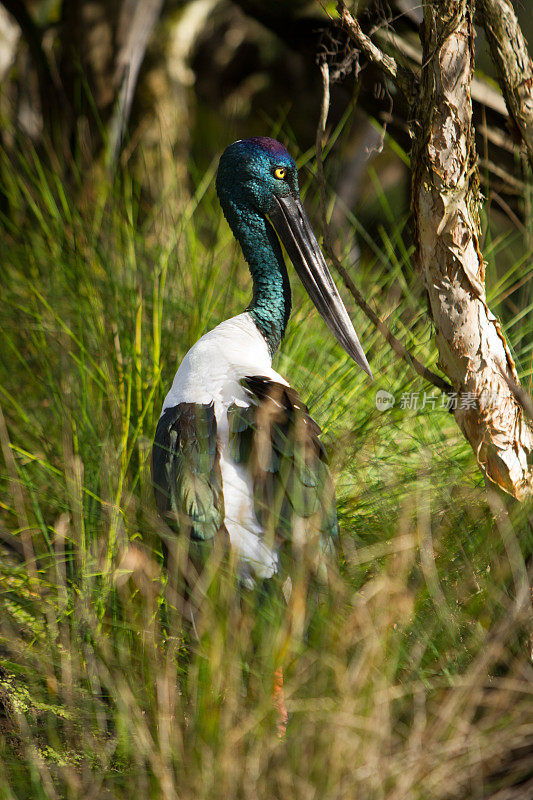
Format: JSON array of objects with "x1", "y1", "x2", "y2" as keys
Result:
[
  {"x1": 478, "y1": 0, "x2": 533, "y2": 170},
  {"x1": 336, "y1": 1, "x2": 415, "y2": 102},
  {"x1": 315, "y1": 59, "x2": 330, "y2": 230}
]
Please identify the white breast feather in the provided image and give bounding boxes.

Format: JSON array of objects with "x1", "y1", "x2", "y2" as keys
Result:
[{"x1": 161, "y1": 312, "x2": 288, "y2": 581}]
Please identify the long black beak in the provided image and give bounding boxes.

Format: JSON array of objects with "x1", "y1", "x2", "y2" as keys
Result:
[{"x1": 268, "y1": 194, "x2": 372, "y2": 378}]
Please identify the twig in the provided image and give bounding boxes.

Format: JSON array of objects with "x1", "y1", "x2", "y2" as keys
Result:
[
  {"x1": 336, "y1": 1, "x2": 415, "y2": 103},
  {"x1": 314, "y1": 60, "x2": 453, "y2": 395},
  {"x1": 315, "y1": 59, "x2": 330, "y2": 227},
  {"x1": 489, "y1": 191, "x2": 526, "y2": 234}
]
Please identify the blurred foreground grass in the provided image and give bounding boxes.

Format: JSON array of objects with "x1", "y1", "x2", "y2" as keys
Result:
[{"x1": 0, "y1": 138, "x2": 532, "y2": 799}]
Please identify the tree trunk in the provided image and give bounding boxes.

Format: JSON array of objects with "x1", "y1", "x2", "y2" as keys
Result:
[{"x1": 412, "y1": 0, "x2": 533, "y2": 499}]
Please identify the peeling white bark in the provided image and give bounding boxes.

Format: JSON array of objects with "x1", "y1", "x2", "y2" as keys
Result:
[{"x1": 413, "y1": 1, "x2": 533, "y2": 499}]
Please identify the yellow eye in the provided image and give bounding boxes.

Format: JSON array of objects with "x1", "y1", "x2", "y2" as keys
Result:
[{"x1": 274, "y1": 167, "x2": 286, "y2": 180}]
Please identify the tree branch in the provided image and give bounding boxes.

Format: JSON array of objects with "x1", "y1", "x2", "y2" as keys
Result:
[
  {"x1": 478, "y1": 0, "x2": 533, "y2": 170},
  {"x1": 336, "y1": 1, "x2": 415, "y2": 103}
]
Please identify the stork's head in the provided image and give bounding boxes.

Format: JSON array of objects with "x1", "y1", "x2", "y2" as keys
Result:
[
  {"x1": 216, "y1": 137, "x2": 372, "y2": 378},
  {"x1": 216, "y1": 137, "x2": 298, "y2": 215}
]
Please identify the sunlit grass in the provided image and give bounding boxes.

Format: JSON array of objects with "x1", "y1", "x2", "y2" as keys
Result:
[{"x1": 0, "y1": 136, "x2": 531, "y2": 799}]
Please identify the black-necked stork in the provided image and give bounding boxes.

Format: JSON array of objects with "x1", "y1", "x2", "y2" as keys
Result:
[{"x1": 152, "y1": 137, "x2": 371, "y2": 591}]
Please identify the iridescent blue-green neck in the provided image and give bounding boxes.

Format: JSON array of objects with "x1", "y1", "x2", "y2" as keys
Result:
[{"x1": 221, "y1": 198, "x2": 291, "y2": 356}]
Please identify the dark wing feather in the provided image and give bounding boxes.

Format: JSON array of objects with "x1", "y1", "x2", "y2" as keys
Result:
[
  {"x1": 228, "y1": 377, "x2": 338, "y2": 566},
  {"x1": 151, "y1": 403, "x2": 224, "y2": 542}
]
